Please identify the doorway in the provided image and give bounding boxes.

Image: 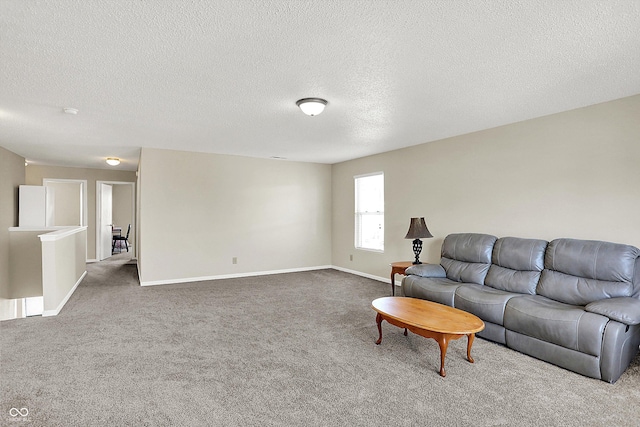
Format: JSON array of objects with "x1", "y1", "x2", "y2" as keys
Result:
[{"x1": 96, "y1": 181, "x2": 135, "y2": 261}]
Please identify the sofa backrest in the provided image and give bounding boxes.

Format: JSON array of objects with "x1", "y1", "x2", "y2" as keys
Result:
[
  {"x1": 537, "y1": 238, "x2": 640, "y2": 306},
  {"x1": 485, "y1": 237, "x2": 548, "y2": 294},
  {"x1": 440, "y1": 233, "x2": 497, "y2": 285}
]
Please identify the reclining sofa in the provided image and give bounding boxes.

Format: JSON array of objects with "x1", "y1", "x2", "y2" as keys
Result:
[{"x1": 402, "y1": 233, "x2": 640, "y2": 383}]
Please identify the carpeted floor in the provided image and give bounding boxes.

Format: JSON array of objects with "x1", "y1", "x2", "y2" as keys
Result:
[{"x1": 1, "y1": 256, "x2": 639, "y2": 426}]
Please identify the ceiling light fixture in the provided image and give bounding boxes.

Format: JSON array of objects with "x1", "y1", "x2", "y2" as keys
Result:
[
  {"x1": 63, "y1": 107, "x2": 78, "y2": 115},
  {"x1": 106, "y1": 157, "x2": 120, "y2": 166},
  {"x1": 296, "y1": 98, "x2": 327, "y2": 116}
]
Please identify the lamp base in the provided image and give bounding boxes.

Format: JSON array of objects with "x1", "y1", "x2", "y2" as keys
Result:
[{"x1": 412, "y1": 239, "x2": 423, "y2": 264}]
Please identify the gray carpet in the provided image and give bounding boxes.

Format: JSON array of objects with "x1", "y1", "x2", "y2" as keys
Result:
[{"x1": 2, "y1": 256, "x2": 640, "y2": 426}]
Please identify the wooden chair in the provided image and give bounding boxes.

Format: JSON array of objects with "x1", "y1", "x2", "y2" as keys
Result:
[{"x1": 112, "y1": 224, "x2": 131, "y2": 253}]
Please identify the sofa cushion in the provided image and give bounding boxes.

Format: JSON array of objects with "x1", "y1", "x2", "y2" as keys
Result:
[
  {"x1": 454, "y1": 283, "x2": 521, "y2": 325},
  {"x1": 537, "y1": 239, "x2": 640, "y2": 305},
  {"x1": 401, "y1": 276, "x2": 463, "y2": 307},
  {"x1": 504, "y1": 295, "x2": 609, "y2": 357},
  {"x1": 492, "y1": 237, "x2": 548, "y2": 271},
  {"x1": 441, "y1": 258, "x2": 490, "y2": 286},
  {"x1": 485, "y1": 237, "x2": 548, "y2": 294},
  {"x1": 538, "y1": 270, "x2": 633, "y2": 306},
  {"x1": 440, "y1": 233, "x2": 497, "y2": 285}
]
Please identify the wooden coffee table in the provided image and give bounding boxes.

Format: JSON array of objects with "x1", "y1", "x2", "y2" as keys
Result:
[{"x1": 372, "y1": 297, "x2": 485, "y2": 377}]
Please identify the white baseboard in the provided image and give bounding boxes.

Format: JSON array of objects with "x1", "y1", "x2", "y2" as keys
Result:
[
  {"x1": 141, "y1": 265, "x2": 333, "y2": 287},
  {"x1": 330, "y1": 265, "x2": 390, "y2": 284},
  {"x1": 42, "y1": 270, "x2": 87, "y2": 317},
  {"x1": 86, "y1": 259, "x2": 98, "y2": 263}
]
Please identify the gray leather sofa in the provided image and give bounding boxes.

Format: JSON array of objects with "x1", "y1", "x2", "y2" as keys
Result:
[{"x1": 402, "y1": 233, "x2": 640, "y2": 383}]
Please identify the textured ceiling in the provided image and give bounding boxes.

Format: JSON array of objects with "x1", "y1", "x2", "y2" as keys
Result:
[{"x1": 1, "y1": 1, "x2": 639, "y2": 171}]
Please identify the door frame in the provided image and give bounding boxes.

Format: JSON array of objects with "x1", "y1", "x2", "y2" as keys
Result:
[{"x1": 96, "y1": 181, "x2": 136, "y2": 261}]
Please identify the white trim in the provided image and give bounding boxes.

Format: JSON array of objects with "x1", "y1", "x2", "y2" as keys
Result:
[
  {"x1": 42, "y1": 270, "x2": 87, "y2": 317},
  {"x1": 355, "y1": 247, "x2": 385, "y2": 254},
  {"x1": 353, "y1": 171, "x2": 384, "y2": 179},
  {"x1": 141, "y1": 265, "x2": 333, "y2": 287},
  {"x1": 86, "y1": 259, "x2": 99, "y2": 263},
  {"x1": 38, "y1": 226, "x2": 87, "y2": 241},
  {"x1": 9, "y1": 226, "x2": 68, "y2": 232},
  {"x1": 330, "y1": 265, "x2": 389, "y2": 283}
]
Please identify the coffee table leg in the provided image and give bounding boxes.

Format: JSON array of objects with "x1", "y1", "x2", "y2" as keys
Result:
[
  {"x1": 390, "y1": 272, "x2": 395, "y2": 296},
  {"x1": 375, "y1": 313, "x2": 383, "y2": 345},
  {"x1": 437, "y1": 336, "x2": 449, "y2": 377},
  {"x1": 467, "y1": 333, "x2": 475, "y2": 363}
]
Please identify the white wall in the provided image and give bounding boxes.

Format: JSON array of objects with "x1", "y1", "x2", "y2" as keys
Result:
[
  {"x1": 332, "y1": 95, "x2": 640, "y2": 281},
  {"x1": 138, "y1": 148, "x2": 332, "y2": 285}
]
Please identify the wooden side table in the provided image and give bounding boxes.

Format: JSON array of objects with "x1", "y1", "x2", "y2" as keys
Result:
[{"x1": 389, "y1": 261, "x2": 414, "y2": 296}]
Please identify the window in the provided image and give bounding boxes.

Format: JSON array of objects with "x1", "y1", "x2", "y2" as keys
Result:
[{"x1": 355, "y1": 172, "x2": 384, "y2": 252}]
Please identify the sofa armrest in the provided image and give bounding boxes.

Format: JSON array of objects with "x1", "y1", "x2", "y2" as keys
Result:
[
  {"x1": 585, "y1": 297, "x2": 640, "y2": 326},
  {"x1": 405, "y1": 264, "x2": 446, "y2": 278}
]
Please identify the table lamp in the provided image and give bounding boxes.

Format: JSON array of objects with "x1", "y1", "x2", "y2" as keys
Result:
[{"x1": 404, "y1": 217, "x2": 433, "y2": 264}]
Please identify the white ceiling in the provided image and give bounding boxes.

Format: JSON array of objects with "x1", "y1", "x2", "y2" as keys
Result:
[{"x1": 1, "y1": 1, "x2": 639, "y2": 171}]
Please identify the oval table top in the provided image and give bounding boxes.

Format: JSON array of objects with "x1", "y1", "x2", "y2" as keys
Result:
[{"x1": 372, "y1": 297, "x2": 484, "y2": 335}]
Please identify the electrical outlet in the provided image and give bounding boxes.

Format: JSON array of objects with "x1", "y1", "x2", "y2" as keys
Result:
[
  {"x1": 349, "y1": 254, "x2": 353, "y2": 261},
  {"x1": 232, "y1": 257, "x2": 237, "y2": 264}
]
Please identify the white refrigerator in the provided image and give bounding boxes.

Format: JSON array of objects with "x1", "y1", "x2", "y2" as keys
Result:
[{"x1": 19, "y1": 185, "x2": 55, "y2": 227}]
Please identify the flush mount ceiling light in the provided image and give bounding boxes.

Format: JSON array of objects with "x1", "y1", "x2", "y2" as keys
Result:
[
  {"x1": 106, "y1": 157, "x2": 120, "y2": 166},
  {"x1": 63, "y1": 107, "x2": 78, "y2": 115},
  {"x1": 296, "y1": 98, "x2": 327, "y2": 116}
]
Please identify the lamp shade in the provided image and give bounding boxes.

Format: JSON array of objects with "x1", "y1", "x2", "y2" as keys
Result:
[
  {"x1": 106, "y1": 157, "x2": 120, "y2": 166},
  {"x1": 404, "y1": 217, "x2": 433, "y2": 239},
  {"x1": 296, "y1": 98, "x2": 327, "y2": 116}
]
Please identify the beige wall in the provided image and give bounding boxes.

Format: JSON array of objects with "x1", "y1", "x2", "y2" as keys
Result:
[
  {"x1": 0, "y1": 147, "x2": 25, "y2": 319},
  {"x1": 45, "y1": 181, "x2": 82, "y2": 226},
  {"x1": 332, "y1": 95, "x2": 640, "y2": 281},
  {"x1": 26, "y1": 166, "x2": 137, "y2": 260},
  {"x1": 138, "y1": 148, "x2": 332, "y2": 284},
  {"x1": 8, "y1": 230, "x2": 43, "y2": 299}
]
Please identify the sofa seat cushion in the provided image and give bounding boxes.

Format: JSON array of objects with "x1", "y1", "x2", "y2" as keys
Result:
[
  {"x1": 401, "y1": 276, "x2": 463, "y2": 307},
  {"x1": 454, "y1": 283, "x2": 522, "y2": 326},
  {"x1": 504, "y1": 295, "x2": 609, "y2": 357}
]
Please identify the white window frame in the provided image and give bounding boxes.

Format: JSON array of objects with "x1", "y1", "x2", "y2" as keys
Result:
[{"x1": 354, "y1": 172, "x2": 384, "y2": 252}]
